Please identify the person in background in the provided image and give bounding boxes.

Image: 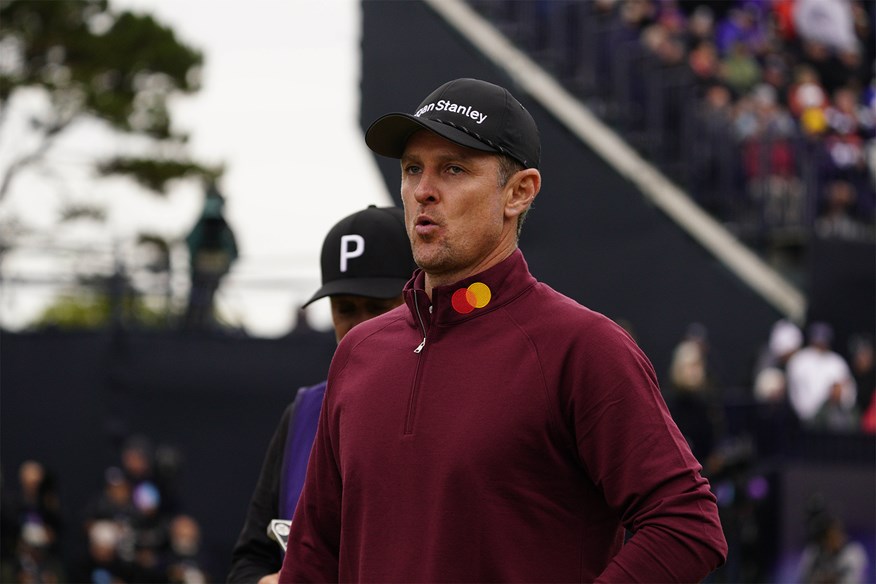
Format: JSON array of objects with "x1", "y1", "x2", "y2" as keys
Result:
[
  {"x1": 165, "y1": 514, "x2": 209, "y2": 584},
  {"x1": 786, "y1": 321, "x2": 857, "y2": 428},
  {"x1": 753, "y1": 318, "x2": 803, "y2": 403},
  {"x1": 798, "y1": 508, "x2": 869, "y2": 583},
  {"x1": 849, "y1": 334, "x2": 875, "y2": 417},
  {"x1": 279, "y1": 77, "x2": 727, "y2": 582},
  {"x1": 227, "y1": 205, "x2": 416, "y2": 584},
  {"x1": 2, "y1": 461, "x2": 64, "y2": 583},
  {"x1": 666, "y1": 322, "x2": 722, "y2": 466}
]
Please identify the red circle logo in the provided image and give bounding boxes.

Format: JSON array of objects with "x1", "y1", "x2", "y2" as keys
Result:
[{"x1": 451, "y1": 282, "x2": 492, "y2": 314}]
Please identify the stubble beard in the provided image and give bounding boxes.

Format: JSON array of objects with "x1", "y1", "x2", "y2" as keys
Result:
[{"x1": 412, "y1": 234, "x2": 458, "y2": 281}]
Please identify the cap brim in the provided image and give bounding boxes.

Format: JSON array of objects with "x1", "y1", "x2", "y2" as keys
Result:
[
  {"x1": 366, "y1": 113, "x2": 498, "y2": 159},
  {"x1": 302, "y1": 276, "x2": 410, "y2": 308}
]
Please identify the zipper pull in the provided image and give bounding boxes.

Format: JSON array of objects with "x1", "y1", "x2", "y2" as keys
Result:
[{"x1": 414, "y1": 338, "x2": 426, "y2": 353}]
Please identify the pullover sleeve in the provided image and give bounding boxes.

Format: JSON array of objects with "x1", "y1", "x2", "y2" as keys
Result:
[
  {"x1": 572, "y1": 321, "x2": 728, "y2": 582},
  {"x1": 227, "y1": 404, "x2": 293, "y2": 583}
]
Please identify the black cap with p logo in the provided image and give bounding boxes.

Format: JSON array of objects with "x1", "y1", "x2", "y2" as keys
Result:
[{"x1": 303, "y1": 206, "x2": 416, "y2": 307}]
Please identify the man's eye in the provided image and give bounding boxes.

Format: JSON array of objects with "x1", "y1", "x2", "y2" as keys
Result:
[
  {"x1": 447, "y1": 165, "x2": 463, "y2": 174},
  {"x1": 404, "y1": 164, "x2": 421, "y2": 175}
]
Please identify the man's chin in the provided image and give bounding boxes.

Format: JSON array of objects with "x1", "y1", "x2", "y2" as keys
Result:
[{"x1": 412, "y1": 251, "x2": 447, "y2": 274}]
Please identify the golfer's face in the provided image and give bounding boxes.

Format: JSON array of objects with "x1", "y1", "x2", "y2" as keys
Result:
[{"x1": 400, "y1": 131, "x2": 513, "y2": 283}]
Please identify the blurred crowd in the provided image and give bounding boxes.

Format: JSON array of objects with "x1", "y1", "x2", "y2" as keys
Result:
[
  {"x1": 666, "y1": 319, "x2": 874, "y2": 465},
  {"x1": 1, "y1": 436, "x2": 211, "y2": 584},
  {"x1": 668, "y1": 318, "x2": 873, "y2": 436},
  {"x1": 664, "y1": 317, "x2": 874, "y2": 582},
  {"x1": 674, "y1": 0, "x2": 875, "y2": 241},
  {"x1": 475, "y1": 0, "x2": 876, "y2": 252}
]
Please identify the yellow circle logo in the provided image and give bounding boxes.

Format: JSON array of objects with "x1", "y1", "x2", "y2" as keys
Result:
[{"x1": 451, "y1": 282, "x2": 492, "y2": 313}]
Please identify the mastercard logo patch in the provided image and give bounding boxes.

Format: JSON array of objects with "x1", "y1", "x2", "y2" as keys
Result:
[{"x1": 451, "y1": 282, "x2": 492, "y2": 314}]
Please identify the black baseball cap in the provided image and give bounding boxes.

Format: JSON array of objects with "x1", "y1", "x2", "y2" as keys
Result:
[
  {"x1": 365, "y1": 78, "x2": 540, "y2": 169},
  {"x1": 302, "y1": 205, "x2": 416, "y2": 307}
]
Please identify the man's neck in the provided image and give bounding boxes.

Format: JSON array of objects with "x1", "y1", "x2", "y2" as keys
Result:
[{"x1": 423, "y1": 246, "x2": 517, "y2": 300}]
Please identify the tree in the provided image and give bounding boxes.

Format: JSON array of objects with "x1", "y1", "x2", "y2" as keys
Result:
[
  {"x1": 0, "y1": 0, "x2": 224, "y2": 330},
  {"x1": 0, "y1": 0, "x2": 221, "y2": 204}
]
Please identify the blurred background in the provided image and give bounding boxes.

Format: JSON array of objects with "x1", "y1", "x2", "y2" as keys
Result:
[{"x1": 1, "y1": 0, "x2": 874, "y2": 582}]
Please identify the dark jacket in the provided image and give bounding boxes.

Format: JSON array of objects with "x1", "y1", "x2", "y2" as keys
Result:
[{"x1": 227, "y1": 382, "x2": 325, "y2": 583}]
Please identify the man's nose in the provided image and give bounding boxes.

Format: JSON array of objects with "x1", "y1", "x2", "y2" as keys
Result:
[{"x1": 412, "y1": 169, "x2": 439, "y2": 204}]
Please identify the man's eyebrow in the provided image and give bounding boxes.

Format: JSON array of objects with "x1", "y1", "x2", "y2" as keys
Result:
[{"x1": 401, "y1": 149, "x2": 482, "y2": 165}]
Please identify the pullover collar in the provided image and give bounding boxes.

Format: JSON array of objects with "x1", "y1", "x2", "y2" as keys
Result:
[{"x1": 403, "y1": 249, "x2": 537, "y2": 328}]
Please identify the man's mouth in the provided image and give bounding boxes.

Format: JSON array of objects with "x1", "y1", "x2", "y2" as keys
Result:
[{"x1": 415, "y1": 215, "x2": 439, "y2": 235}]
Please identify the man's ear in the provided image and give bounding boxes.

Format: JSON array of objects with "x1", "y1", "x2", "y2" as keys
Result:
[{"x1": 505, "y1": 168, "x2": 541, "y2": 220}]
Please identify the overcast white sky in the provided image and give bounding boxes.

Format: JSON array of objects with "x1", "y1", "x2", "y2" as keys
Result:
[{"x1": 0, "y1": 0, "x2": 393, "y2": 336}]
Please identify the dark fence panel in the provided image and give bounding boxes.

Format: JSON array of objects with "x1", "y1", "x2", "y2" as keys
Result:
[{"x1": 0, "y1": 328, "x2": 336, "y2": 580}]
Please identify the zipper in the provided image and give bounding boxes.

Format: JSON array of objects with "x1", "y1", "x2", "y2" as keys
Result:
[
  {"x1": 406, "y1": 291, "x2": 429, "y2": 434},
  {"x1": 413, "y1": 291, "x2": 428, "y2": 353}
]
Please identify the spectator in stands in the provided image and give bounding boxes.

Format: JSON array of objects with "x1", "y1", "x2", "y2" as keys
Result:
[
  {"x1": 738, "y1": 83, "x2": 802, "y2": 229},
  {"x1": 3, "y1": 461, "x2": 65, "y2": 583},
  {"x1": 15, "y1": 461, "x2": 62, "y2": 554},
  {"x1": 667, "y1": 322, "x2": 723, "y2": 466},
  {"x1": 815, "y1": 179, "x2": 874, "y2": 240},
  {"x1": 720, "y1": 40, "x2": 762, "y2": 98},
  {"x1": 848, "y1": 334, "x2": 876, "y2": 419},
  {"x1": 130, "y1": 481, "x2": 170, "y2": 580},
  {"x1": 792, "y1": 0, "x2": 867, "y2": 95},
  {"x1": 668, "y1": 322, "x2": 712, "y2": 393},
  {"x1": 753, "y1": 318, "x2": 804, "y2": 403},
  {"x1": 683, "y1": 4, "x2": 715, "y2": 52},
  {"x1": 71, "y1": 520, "x2": 135, "y2": 584},
  {"x1": 714, "y1": 3, "x2": 770, "y2": 59},
  {"x1": 818, "y1": 85, "x2": 876, "y2": 226},
  {"x1": 793, "y1": 0, "x2": 861, "y2": 57},
  {"x1": 83, "y1": 466, "x2": 136, "y2": 530},
  {"x1": 619, "y1": 0, "x2": 656, "y2": 34},
  {"x1": 760, "y1": 52, "x2": 793, "y2": 106},
  {"x1": 79, "y1": 437, "x2": 197, "y2": 583},
  {"x1": 641, "y1": 19, "x2": 686, "y2": 66},
  {"x1": 812, "y1": 379, "x2": 860, "y2": 431},
  {"x1": 165, "y1": 514, "x2": 210, "y2": 584},
  {"x1": 688, "y1": 39, "x2": 721, "y2": 93},
  {"x1": 826, "y1": 85, "x2": 875, "y2": 138},
  {"x1": 690, "y1": 83, "x2": 737, "y2": 213},
  {"x1": 787, "y1": 64, "x2": 829, "y2": 123},
  {"x1": 786, "y1": 322, "x2": 857, "y2": 428},
  {"x1": 119, "y1": 434, "x2": 180, "y2": 516},
  {"x1": 798, "y1": 512, "x2": 869, "y2": 583},
  {"x1": 228, "y1": 206, "x2": 416, "y2": 584}
]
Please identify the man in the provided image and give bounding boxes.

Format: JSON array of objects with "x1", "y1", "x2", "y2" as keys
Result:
[
  {"x1": 279, "y1": 78, "x2": 727, "y2": 582},
  {"x1": 786, "y1": 321, "x2": 857, "y2": 428},
  {"x1": 227, "y1": 205, "x2": 416, "y2": 584}
]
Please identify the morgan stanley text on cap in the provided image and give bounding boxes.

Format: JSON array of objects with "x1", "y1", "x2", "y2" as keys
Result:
[
  {"x1": 365, "y1": 78, "x2": 540, "y2": 169},
  {"x1": 302, "y1": 205, "x2": 416, "y2": 307}
]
